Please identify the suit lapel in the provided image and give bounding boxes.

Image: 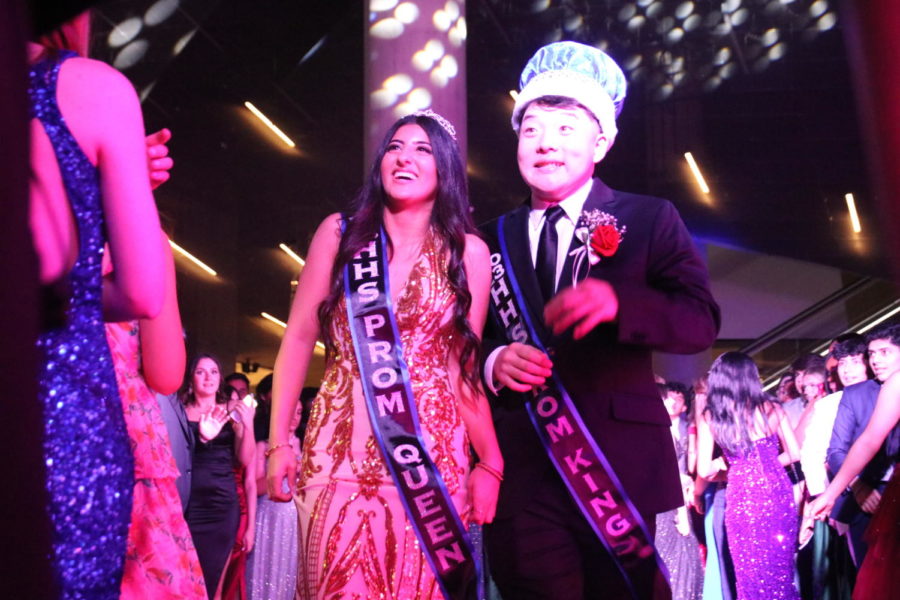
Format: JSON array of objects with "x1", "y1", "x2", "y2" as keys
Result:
[
  {"x1": 558, "y1": 179, "x2": 616, "y2": 291},
  {"x1": 502, "y1": 205, "x2": 552, "y2": 339},
  {"x1": 171, "y1": 395, "x2": 194, "y2": 451}
]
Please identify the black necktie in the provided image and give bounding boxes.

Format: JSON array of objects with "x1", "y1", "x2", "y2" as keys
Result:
[{"x1": 535, "y1": 205, "x2": 565, "y2": 302}]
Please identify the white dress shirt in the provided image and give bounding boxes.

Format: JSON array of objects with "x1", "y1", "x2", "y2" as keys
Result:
[{"x1": 485, "y1": 179, "x2": 595, "y2": 393}]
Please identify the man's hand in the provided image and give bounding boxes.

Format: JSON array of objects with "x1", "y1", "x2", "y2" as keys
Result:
[
  {"x1": 851, "y1": 479, "x2": 882, "y2": 514},
  {"x1": 493, "y1": 342, "x2": 553, "y2": 392},
  {"x1": 146, "y1": 128, "x2": 173, "y2": 189},
  {"x1": 544, "y1": 278, "x2": 618, "y2": 339}
]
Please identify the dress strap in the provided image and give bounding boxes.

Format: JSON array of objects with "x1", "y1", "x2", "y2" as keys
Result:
[
  {"x1": 28, "y1": 50, "x2": 97, "y2": 194},
  {"x1": 28, "y1": 50, "x2": 76, "y2": 121},
  {"x1": 27, "y1": 49, "x2": 102, "y2": 272}
]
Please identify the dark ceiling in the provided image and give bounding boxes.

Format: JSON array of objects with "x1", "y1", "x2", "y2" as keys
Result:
[{"x1": 91, "y1": 0, "x2": 878, "y2": 373}]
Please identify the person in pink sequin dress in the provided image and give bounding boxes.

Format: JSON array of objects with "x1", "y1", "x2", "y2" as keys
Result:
[{"x1": 698, "y1": 352, "x2": 802, "y2": 600}]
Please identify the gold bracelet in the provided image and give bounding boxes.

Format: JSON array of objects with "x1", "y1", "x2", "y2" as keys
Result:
[
  {"x1": 265, "y1": 442, "x2": 292, "y2": 458},
  {"x1": 475, "y1": 462, "x2": 504, "y2": 482}
]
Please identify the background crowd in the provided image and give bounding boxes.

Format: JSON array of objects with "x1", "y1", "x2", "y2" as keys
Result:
[{"x1": 653, "y1": 326, "x2": 900, "y2": 600}]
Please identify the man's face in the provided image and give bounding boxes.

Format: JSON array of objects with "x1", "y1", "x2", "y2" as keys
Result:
[
  {"x1": 663, "y1": 391, "x2": 686, "y2": 418},
  {"x1": 836, "y1": 354, "x2": 868, "y2": 388},
  {"x1": 517, "y1": 103, "x2": 608, "y2": 205},
  {"x1": 777, "y1": 375, "x2": 796, "y2": 403},
  {"x1": 802, "y1": 372, "x2": 826, "y2": 403},
  {"x1": 867, "y1": 338, "x2": 900, "y2": 382},
  {"x1": 228, "y1": 378, "x2": 249, "y2": 399}
]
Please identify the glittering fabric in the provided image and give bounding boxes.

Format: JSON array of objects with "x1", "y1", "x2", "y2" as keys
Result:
[
  {"x1": 852, "y1": 464, "x2": 900, "y2": 600},
  {"x1": 30, "y1": 51, "x2": 134, "y2": 599},
  {"x1": 723, "y1": 435, "x2": 800, "y2": 600},
  {"x1": 296, "y1": 232, "x2": 470, "y2": 599},
  {"x1": 105, "y1": 321, "x2": 207, "y2": 599},
  {"x1": 247, "y1": 443, "x2": 301, "y2": 600},
  {"x1": 654, "y1": 419, "x2": 702, "y2": 600}
]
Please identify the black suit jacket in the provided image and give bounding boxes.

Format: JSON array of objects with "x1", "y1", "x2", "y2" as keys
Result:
[
  {"x1": 481, "y1": 179, "x2": 720, "y2": 519},
  {"x1": 826, "y1": 379, "x2": 892, "y2": 521}
]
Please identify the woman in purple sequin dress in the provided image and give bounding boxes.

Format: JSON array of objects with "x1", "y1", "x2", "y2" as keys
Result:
[
  {"x1": 28, "y1": 13, "x2": 167, "y2": 598},
  {"x1": 698, "y1": 353, "x2": 802, "y2": 600}
]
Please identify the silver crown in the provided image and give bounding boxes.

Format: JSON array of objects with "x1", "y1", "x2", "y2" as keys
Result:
[{"x1": 413, "y1": 108, "x2": 457, "y2": 141}]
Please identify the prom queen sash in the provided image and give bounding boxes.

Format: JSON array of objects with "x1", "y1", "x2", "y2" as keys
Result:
[
  {"x1": 485, "y1": 217, "x2": 670, "y2": 600},
  {"x1": 343, "y1": 229, "x2": 478, "y2": 600}
]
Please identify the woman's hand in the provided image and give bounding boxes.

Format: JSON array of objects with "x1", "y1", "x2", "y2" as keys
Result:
[
  {"x1": 242, "y1": 523, "x2": 256, "y2": 553},
  {"x1": 807, "y1": 491, "x2": 837, "y2": 521},
  {"x1": 231, "y1": 397, "x2": 255, "y2": 426},
  {"x1": 674, "y1": 506, "x2": 691, "y2": 537},
  {"x1": 197, "y1": 405, "x2": 228, "y2": 442},
  {"x1": 711, "y1": 456, "x2": 728, "y2": 476},
  {"x1": 467, "y1": 466, "x2": 500, "y2": 525},
  {"x1": 680, "y1": 473, "x2": 694, "y2": 505},
  {"x1": 266, "y1": 446, "x2": 297, "y2": 502}
]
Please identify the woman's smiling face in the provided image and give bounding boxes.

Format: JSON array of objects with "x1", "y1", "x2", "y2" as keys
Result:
[{"x1": 380, "y1": 123, "x2": 438, "y2": 208}]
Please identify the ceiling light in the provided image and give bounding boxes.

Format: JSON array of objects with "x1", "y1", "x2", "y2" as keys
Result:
[
  {"x1": 113, "y1": 39, "x2": 149, "y2": 70},
  {"x1": 857, "y1": 305, "x2": 900, "y2": 334},
  {"x1": 144, "y1": 0, "x2": 180, "y2": 26},
  {"x1": 684, "y1": 152, "x2": 710, "y2": 194},
  {"x1": 244, "y1": 101, "x2": 296, "y2": 148},
  {"x1": 279, "y1": 243, "x2": 306, "y2": 266},
  {"x1": 169, "y1": 239, "x2": 217, "y2": 276},
  {"x1": 261, "y1": 312, "x2": 287, "y2": 328},
  {"x1": 845, "y1": 193, "x2": 861, "y2": 233},
  {"x1": 107, "y1": 17, "x2": 143, "y2": 48}
]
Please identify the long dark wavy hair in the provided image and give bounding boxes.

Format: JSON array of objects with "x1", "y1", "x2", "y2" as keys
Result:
[
  {"x1": 178, "y1": 353, "x2": 229, "y2": 406},
  {"x1": 704, "y1": 352, "x2": 775, "y2": 455},
  {"x1": 317, "y1": 113, "x2": 482, "y2": 397}
]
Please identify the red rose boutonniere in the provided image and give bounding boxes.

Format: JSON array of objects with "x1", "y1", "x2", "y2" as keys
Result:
[
  {"x1": 569, "y1": 209, "x2": 626, "y2": 285},
  {"x1": 590, "y1": 224, "x2": 621, "y2": 257}
]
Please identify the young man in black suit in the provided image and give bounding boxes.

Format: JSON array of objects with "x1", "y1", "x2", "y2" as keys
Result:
[
  {"x1": 826, "y1": 323, "x2": 900, "y2": 566},
  {"x1": 481, "y1": 41, "x2": 720, "y2": 599}
]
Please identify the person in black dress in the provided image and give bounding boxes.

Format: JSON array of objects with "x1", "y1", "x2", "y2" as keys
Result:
[{"x1": 179, "y1": 354, "x2": 255, "y2": 599}]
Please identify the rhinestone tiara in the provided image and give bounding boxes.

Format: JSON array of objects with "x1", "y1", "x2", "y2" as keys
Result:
[{"x1": 412, "y1": 108, "x2": 457, "y2": 141}]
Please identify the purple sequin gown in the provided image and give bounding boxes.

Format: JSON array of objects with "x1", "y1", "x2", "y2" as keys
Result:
[
  {"x1": 722, "y1": 435, "x2": 799, "y2": 600},
  {"x1": 30, "y1": 52, "x2": 134, "y2": 598}
]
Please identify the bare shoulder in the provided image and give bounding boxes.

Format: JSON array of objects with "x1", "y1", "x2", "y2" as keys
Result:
[
  {"x1": 61, "y1": 56, "x2": 139, "y2": 101},
  {"x1": 307, "y1": 212, "x2": 344, "y2": 258},
  {"x1": 462, "y1": 234, "x2": 491, "y2": 295},
  {"x1": 763, "y1": 401, "x2": 787, "y2": 428},
  {"x1": 463, "y1": 233, "x2": 490, "y2": 262},
  {"x1": 315, "y1": 213, "x2": 344, "y2": 240}
]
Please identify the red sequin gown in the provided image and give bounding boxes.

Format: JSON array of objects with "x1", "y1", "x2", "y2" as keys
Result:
[
  {"x1": 295, "y1": 233, "x2": 471, "y2": 599},
  {"x1": 852, "y1": 465, "x2": 900, "y2": 600}
]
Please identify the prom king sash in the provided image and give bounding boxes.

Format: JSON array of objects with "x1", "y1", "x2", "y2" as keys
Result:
[
  {"x1": 343, "y1": 228, "x2": 478, "y2": 600},
  {"x1": 485, "y1": 216, "x2": 670, "y2": 600}
]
